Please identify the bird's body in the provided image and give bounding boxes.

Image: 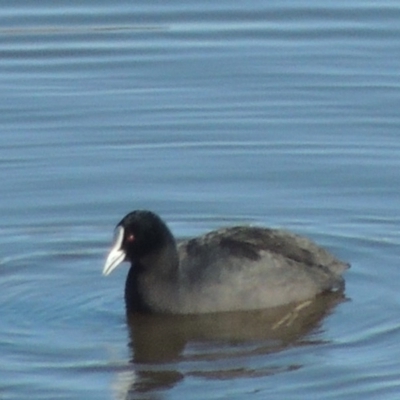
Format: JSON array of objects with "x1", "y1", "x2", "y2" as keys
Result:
[{"x1": 103, "y1": 210, "x2": 349, "y2": 314}]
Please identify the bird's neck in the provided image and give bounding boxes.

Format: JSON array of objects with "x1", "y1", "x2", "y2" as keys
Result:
[
  {"x1": 139, "y1": 240, "x2": 179, "y2": 279},
  {"x1": 125, "y1": 241, "x2": 179, "y2": 314}
]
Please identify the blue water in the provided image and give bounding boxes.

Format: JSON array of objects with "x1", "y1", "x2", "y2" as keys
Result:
[{"x1": 1, "y1": 1, "x2": 400, "y2": 399}]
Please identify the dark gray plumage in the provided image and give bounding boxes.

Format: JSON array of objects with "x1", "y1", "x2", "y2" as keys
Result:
[{"x1": 103, "y1": 210, "x2": 349, "y2": 314}]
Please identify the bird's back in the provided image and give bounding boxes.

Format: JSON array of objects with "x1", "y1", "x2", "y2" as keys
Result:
[{"x1": 174, "y1": 226, "x2": 348, "y2": 313}]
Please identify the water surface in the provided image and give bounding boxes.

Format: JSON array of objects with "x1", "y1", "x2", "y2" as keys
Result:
[{"x1": 1, "y1": 1, "x2": 400, "y2": 399}]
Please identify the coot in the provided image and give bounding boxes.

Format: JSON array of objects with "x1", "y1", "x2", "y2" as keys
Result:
[{"x1": 103, "y1": 210, "x2": 349, "y2": 314}]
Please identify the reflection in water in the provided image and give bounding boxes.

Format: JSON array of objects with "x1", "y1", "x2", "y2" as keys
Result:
[{"x1": 110, "y1": 292, "x2": 345, "y2": 398}]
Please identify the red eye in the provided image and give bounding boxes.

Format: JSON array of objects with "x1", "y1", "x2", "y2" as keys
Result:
[{"x1": 126, "y1": 234, "x2": 135, "y2": 242}]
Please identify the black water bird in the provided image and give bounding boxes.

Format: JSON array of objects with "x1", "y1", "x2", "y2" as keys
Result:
[{"x1": 103, "y1": 210, "x2": 349, "y2": 314}]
